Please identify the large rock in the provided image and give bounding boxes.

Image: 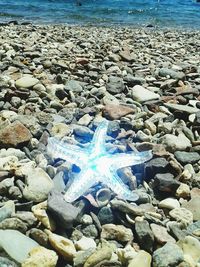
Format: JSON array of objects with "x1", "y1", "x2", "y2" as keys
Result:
[
  {"x1": 101, "y1": 224, "x2": 133, "y2": 242},
  {"x1": 15, "y1": 76, "x2": 39, "y2": 88},
  {"x1": 153, "y1": 243, "x2": 184, "y2": 267},
  {"x1": 174, "y1": 151, "x2": 200, "y2": 165},
  {"x1": 131, "y1": 85, "x2": 160, "y2": 103},
  {"x1": 0, "y1": 121, "x2": 32, "y2": 148},
  {"x1": 159, "y1": 68, "x2": 185, "y2": 80}
]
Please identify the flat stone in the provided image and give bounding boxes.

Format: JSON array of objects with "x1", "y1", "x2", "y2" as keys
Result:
[
  {"x1": 150, "y1": 223, "x2": 175, "y2": 245},
  {"x1": 22, "y1": 166, "x2": 53, "y2": 202},
  {"x1": 145, "y1": 157, "x2": 169, "y2": 180},
  {"x1": 128, "y1": 250, "x2": 152, "y2": 267},
  {"x1": 65, "y1": 80, "x2": 83, "y2": 92},
  {"x1": 131, "y1": 85, "x2": 160, "y2": 103},
  {"x1": 182, "y1": 197, "x2": 200, "y2": 221},
  {"x1": 154, "y1": 173, "x2": 180, "y2": 194},
  {"x1": 174, "y1": 151, "x2": 200, "y2": 165},
  {"x1": 74, "y1": 249, "x2": 95, "y2": 267},
  {"x1": 21, "y1": 246, "x2": 58, "y2": 267},
  {"x1": 135, "y1": 220, "x2": 154, "y2": 253},
  {"x1": 159, "y1": 198, "x2": 180, "y2": 210},
  {"x1": 0, "y1": 229, "x2": 38, "y2": 263},
  {"x1": 0, "y1": 121, "x2": 32, "y2": 148},
  {"x1": 15, "y1": 76, "x2": 39, "y2": 88},
  {"x1": 159, "y1": 68, "x2": 185, "y2": 80},
  {"x1": 153, "y1": 243, "x2": 184, "y2": 267},
  {"x1": 164, "y1": 103, "x2": 200, "y2": 114},
  {"x1": 103, "y1": 104, "x2": 135, "y2": 120},
  {"x1": 101, "y1": 224, "x2": 133, "y2": 242},
  {"x1": 0, "y1": 218, "x2": 27, "y2": 233},
  {"x1": 47, "y1": 190, "x2": 81, "y2": 229},
  {"x1": 169, "y1": 208, "x2": 193, "y2": 226},
  {"x1": 161, "y1": 133, "x2": 192, "y2": 152}
]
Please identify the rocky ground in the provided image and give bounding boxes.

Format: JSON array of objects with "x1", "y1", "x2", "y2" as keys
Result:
[{"x1": 0, "y1": 23, "x2": 200, "y2": 267}]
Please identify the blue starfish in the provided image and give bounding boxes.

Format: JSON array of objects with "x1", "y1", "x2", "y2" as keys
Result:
[{"x1": 47, "y1": 120, "x2": 152, "y2": 202}]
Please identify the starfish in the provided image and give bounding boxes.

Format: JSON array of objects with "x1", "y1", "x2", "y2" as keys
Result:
[{"x1": 47, "y1": 120, "x2": 152, "y2": 202}]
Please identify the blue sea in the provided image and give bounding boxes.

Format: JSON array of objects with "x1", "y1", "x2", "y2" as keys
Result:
[{"x1": 0, "y1": 0, "x2": 200, "y2": 28}]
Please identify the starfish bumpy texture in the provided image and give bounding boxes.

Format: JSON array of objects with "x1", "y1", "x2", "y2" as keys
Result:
[{"x1": 47, "y1": 120, "x2": 152, "y2": 202}]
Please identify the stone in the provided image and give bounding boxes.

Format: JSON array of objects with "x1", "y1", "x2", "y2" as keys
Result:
[
  {"x1": 29, "y1": 228, "x2": 49, "y2": 247},
  {"x1": 182, "y1": 197, "x2": 200, "y2": 221},
  {"x1": 45, "y1": 230, "x2": 76, "y2": 261},
  {"x1": 119, "y1": 49, "x2": 136, "y2": 62},
  {"x1": 150, "y1": 223, "x2": 175, "y2": 245},
  {"x1": 131, "y1": 85, "x2": 160, "y2": 103},
  {"x1": 135, "y1": 220, "x2": 154, "y2": 253},
  {"x1": 74, "y1": 249, "x2": 95, "y2": 267},
  {"x1": 84, "y1": 246, "x2": 112, "y2": 267},
  {"x1": 0, "y1": 229, "x2": 38, "y2": 263},
  {"x1": 103, "y1": 104, "x2": 135, "y2": 120},
  {"x1": 175, "y1": 151, "x2": 200, "y2": 165},
  {"x1": 65, "y1": 80, "x2": 83, "y2": 92},
  {"x1": 98, "y1": 206, "x2": 114, "y2": 225},
  {"x1": 145, "y1": 157, "x2": 169, "y2": 180},
  {"x1": 110, "y1": 199, "x2": 144, "y2": 217},
  {"x1": 47, "y1": 190, "x2": 81, "y2": 229},
  {"x1": 82, "y1": 225, "x2": 98, "y2": 239},
  {"x1": 153, "y1": 243, "x2": 184, "y2": 267},
  {"x1": 159, "y1": 68, "x2": 185, "y2": 80},
  {"x1": 0, "y1": 121, "x2": 32, "y2": 148},
  {"x1": 154, "y1": 173, "x2": 180, "y2": 194},
  {"x1": 177, "y1": 236, "x2": 200, "y2": 267},
  {"x1": 186, "y1": 221, "x2": 200, "y2": 238},
  {"x1": 21, "y1": 246, "x2": 58, "y2": 267},
  {"x1": 164, "y1": 103, "x2": 200, "y2": 114},
  {"x1": 75, "y1": 236, "x2": 97, "y2": 251},
  {"x1": 161, "y1": 133, "x2": 192, "y2": 152},
  {"x1": 0, "y1": 218, "x2": 27, "y2": 233},
  {"x1": 176, "y1": 184, "x2": 191, "y2": 199},
  {"x1": 32, "y1": 201, "x2": 56, "y2": 231},
  {"x1": 169, "y1": 208, "x2": 193, "y2": 226},
  {"x1": 0, "y1": 200, "x2": 15, "y2": 223},
  {"x1": 106, "y1": 76, "x2": 124, "y2": 94},
  {"x1": 159, "y1": 198, "x2": 180, "y2": 210},
  {"x1": 101, "y1": 224, "x2": 133, "y2": 242},
  {"x1": 124, "y1": 74, "x2": 145, "y2": 86},
  {"x1": 128, "y1": 250, "x2": 152, "y2": 267},
  {"x1": 22, "y1": 166, "x2": 53, "y2": 203},
  {"x1": 15, "y1": 76, "x2": 39, "y2": 88}
]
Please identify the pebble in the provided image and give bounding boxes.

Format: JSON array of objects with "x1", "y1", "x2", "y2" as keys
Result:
[
  {"x1": 101, "y1": 224, "x2": 133, "y2": 242},
  {"x1": 182, "y1": 197, "x2": 200, "y2": 221},
  {"x1": 169, "y1": 208, "x2": 193, "y2": 226},
  {"x1": 131, "y1": 85, "x2": 160, "y2": 102},
  {"x1": 15, "y1": 76, "x2": 39, "y2": 89},
  {"x1": 83, "y1": 245, "x2": 112, "y2": 267},
  {"x1": 150, "y1": 223, "x2": 176, "y2": 244},
  {"x1": 128, "y1": 250, "x2": 152, "y2": 267},
  {"x1": 75, "y1": 236, "x2": 97, "y2": 251},
  {"x1": 174, "y1": 151, "x2": 200, "y2": 165},
  {"x1": 21, "y1": 246, "x2": 58, "y2": 267},
  {"x1": 135, "y1": 220, "x2": 154, "y2": 253},
  {"x1": 103, "y1": 104, "x2": 135, "y2": 120},
  {"x1": 161, "y1": 133, "x2": 192, "y2": 152},
  {"x1": 0, "y1": 200, "x2": 15, "y2": 222},
  {"x1": 159, "y1": 198, "x2": 180, "y2": 210},
  {"x1": 153, "y1": 243, "x2": 184, "y2": 267}
]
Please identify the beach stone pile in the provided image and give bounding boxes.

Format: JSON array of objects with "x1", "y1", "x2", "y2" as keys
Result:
[{"x1": 0, "y1": 23, "x2": 200, "y2": 267}]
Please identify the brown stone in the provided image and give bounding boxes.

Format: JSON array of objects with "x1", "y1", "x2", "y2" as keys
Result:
[
  {"x1": 0, "y1": 121, "x2": 32, "y2": 148},
  {"x1": 150, "y1": 223, "x2": 175, "y2": 245},
  {"x1": 103, "y1": 104, "x2": 135, "y2": 120}
]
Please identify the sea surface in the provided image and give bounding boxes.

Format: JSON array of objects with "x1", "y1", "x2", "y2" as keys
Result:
[{"x1": 0, "y1": 0, "x2": 200, "y2": 28}]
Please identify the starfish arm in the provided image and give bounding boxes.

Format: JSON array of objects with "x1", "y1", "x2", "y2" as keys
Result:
[
  {"x1": 90, "y1": 120, "x2": 109, "y2": 156},
  {"x1": 64, "y1": 168, "x2": 97, "y2": 202},
  {"x1": 100, "y1": 168, "x2": 139, "y2": 201},
  {"x1": 111, "y1": 150, "x2": 153, "y2": 169},
  {"x1": 47, "y1": 137, "x2": 88, "y2": 167}
]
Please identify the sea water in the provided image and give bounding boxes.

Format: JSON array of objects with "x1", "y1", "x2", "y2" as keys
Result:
[{"x1": 0, "y1": 0, "x2": 200, "y2": 28}]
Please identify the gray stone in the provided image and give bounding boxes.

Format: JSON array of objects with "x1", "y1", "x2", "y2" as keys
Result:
[
  {"x1": 0, "y1": 256, "x2": 18, "y2": 267},
  {"x1": 135, "y1": 220, "x2": 154, "y2": 253},
  {"x1": 145, "y1": 158, "x2": 169, "y2": 180},
  {"x1": 106, "y1": 76, "x2": 124, "y2": 94},
  {"x1": 124, "y1": 74, "x2": 145, "y2": 86},
  {"x1": 153, "y1": 243, "x2": 184, "y2": 267},
  {"x1": 65, "y1": 80, "x2": 83, "y2": 92},
  {"x1": 82, "y1": 224, "x2": 98, "y2": 238},
  {"x1": 174, "y1": 151, "x2": 200, "y2": 165},
  {"x1": 154, "y1": 173, "x2": 180, "y2": 194},
  {"x1": 98, "y1": 207, "x2": 114, "y2": 225},
  {"x1": 0, "y1": 218, "x2": 27, "y2": 233},
  {"x1": 0, "y1": 201, "x2": 15, "y2": 223},
  {"x1": 164, "y1": 103, "x2": 200, "y2": 114},
  {"x1": 161, "y1": 133, "x2": 192, "y2": 152},
  {"x1": 47, "y1": 190, "x2": 81, "y2": 229},
  {"x1": 159, "y1": 68, "x2": 185, "y2": 80}
]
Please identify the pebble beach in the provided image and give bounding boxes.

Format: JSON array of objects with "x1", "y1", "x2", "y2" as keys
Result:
[{"x1": 0, "y1": 23, "x2": 200, "y2": 267}]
